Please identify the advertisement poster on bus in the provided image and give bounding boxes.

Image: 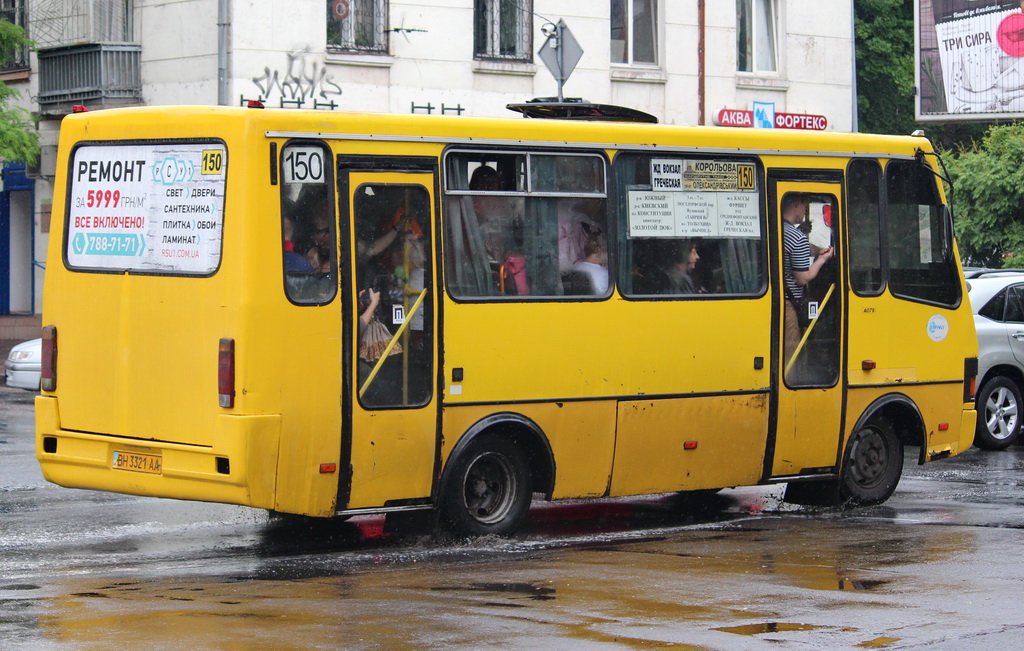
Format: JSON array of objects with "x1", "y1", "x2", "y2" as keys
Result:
[
  {"x1": 628, "y1": 159, "x2": 760, "y2": 239},
  {"x1": 66, "y1": 143, "x2": 227, "y2": 274},
  {"x1": 917, "y1": 0, "x2": 1024, "y2": 120}
]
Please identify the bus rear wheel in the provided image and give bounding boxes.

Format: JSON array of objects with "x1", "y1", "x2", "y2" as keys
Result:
[
  {"x1": 441, "y1": 435, "x2": 532, "y2": 536},
  {"x1": 839, "y1": 420, "x2": 902, "y2": 506}
]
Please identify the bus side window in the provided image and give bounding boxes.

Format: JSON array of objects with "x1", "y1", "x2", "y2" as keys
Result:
[
  {"x1": 615, "y1": 153, "x2": 765, "y2": 297},
  {"x1": 444, "y1": 151, "x2": 608, "y2": 299},
  {"x1": 847, "y1": 159, "x2": 883, "y2": 295},
  {"x1": 885, "y1": 160, "x2": 959, "y2": 306},
  {"x1": 280, "y1": 143, "x2": 336, "y2": 304}
]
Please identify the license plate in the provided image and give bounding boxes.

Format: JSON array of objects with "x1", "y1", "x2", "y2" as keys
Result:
[{"x1": 112, "y1": 450, "x2": 163, "y2": 475}]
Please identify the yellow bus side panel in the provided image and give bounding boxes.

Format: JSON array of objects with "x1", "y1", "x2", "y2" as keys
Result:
[
  {"x1": 345, "y1": 411, "x2": 438, "y2": 509},
  {"x1": 845, "y1": 385, "x2": 975, "y2": 459},
  {"x1": 36, "y1": 396, "x2": 280, "y2": 508},
  {"x1": 609, "y1": 395, "x2": 768, "y2": 496},
  {"x1": 440, "y1": 402, "x2": 618, "y2": 500},
  {"x1": 771, "y1": 387, "x2": 844, "y2": 476}
]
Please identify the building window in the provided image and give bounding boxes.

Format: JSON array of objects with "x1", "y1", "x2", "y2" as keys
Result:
[
  {"x1": 0, "y1": 0, "x2": 29, "y2": 72},
  {"x1": 737, "y1": 0, "x2": 777, "y2": 73},
  {"x1": 327, "y1": 0, "x2": 389, "y2": 55},
  {"x1": 474, "y1": 0, "x2": 532, "y2": 62},
  {"x1": 611, "y1": 0, "x2": 657, "y2": 65}
]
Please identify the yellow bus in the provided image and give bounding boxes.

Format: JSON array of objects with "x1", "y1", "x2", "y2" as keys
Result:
[{"x1": 36, "y1": 103, "x2": 978, "y2": 535}]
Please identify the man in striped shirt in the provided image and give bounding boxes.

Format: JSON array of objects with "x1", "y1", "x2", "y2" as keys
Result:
[{"x1": 782, "y1": 193, "x2": 834, "y2": 367}]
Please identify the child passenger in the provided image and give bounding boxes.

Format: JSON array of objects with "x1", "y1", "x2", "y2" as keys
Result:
[{"x1": 572, "y1": 233, "x2": 609, "y2": 294}]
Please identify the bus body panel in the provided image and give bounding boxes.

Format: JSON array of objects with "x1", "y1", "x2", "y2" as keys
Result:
[
  {"x1": 36, "y1": 394, "x2": 280, "y2": 508},
  {"x1": 439, "y1": 402, "x2": 618, "y2": 500},
  {"x1": 440, "y1": 297, "x2": 771, "y2": 402},
  {"x1": 609, "y1": 394, "x2": 769, "y2": 495}
]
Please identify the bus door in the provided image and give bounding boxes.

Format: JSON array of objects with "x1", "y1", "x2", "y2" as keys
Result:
[
  {"x1": 340, "y1": 167, "x2": 439, "y2": 510},
  {"x1": 768, "y1": 177, "x2": 845, "y2": 478}
]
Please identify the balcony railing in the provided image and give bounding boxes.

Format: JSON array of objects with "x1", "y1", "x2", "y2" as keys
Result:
[{"x1": 37, "y1": 42, "x2": 141, "y2": 113}]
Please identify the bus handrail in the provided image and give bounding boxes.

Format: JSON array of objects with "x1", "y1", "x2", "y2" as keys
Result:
[
  {"x1": 784, "y1": 284, "x2": 835, "y2": 381},
  {"x1": 359, "y1": 288, "x2": 428, "y2": 398}
]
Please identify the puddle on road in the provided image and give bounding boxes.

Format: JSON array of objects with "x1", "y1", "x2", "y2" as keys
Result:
[
  {"x1": 715, "y1": 622, "x2": 853, "y2": 635},
  {"x1": 857, "y1": 637, "x2": 902, "y2": 648},
  {"x1": 714, "y1": 622, "x2": 902, "y2": 647},
  {"x1": 431, "y1": 581, "x2": 556, "y2": 601}
]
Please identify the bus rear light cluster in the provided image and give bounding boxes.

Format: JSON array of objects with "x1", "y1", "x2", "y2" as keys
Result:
[
  {"x1": 218, "y1": 338, "x2": 235, "y2": 408},
  {"x1": 41, "y1": 325, "x2": 57, "y2": 391},
  {"x1": 964, "y1": 357, "x2": 978, "y2": 402}
]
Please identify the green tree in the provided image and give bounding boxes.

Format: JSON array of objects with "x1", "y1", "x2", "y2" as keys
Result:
[
  {"x1": 0, "y1": 19, "x2": 37, "y2": 166},
  {"x1": 945, "y1": 123, "x2": 1024, "y2": 267},
  {"x1": 855, "y1": 0, "x2": 917, "y2": 136}
]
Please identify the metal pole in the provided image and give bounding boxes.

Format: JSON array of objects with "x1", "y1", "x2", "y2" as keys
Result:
[
  {"x1": 556, "y1": 19, "x2": 565, "y2": 102},
  {"x1": 850, "y1": 0, "x2": 858, "y2": 132},
  {"x1": 217, "y1": 0, "x2": 229, "y2": 105}
]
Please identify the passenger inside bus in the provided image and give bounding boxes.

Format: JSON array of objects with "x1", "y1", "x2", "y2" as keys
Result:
[
  {"x1": 568, "y1": 230, "x2": 609, "y2": 294},
  {"x1": 470, "y1": 165, "x2": 527, "y2": 295},
  {"x1": 283, "y1": 215, "x2": 314, "y2": 272},
  {"x1": 281, "y1": 188, "x2": 336, "y2": 303},
  {"x1": 664, "y1": 239, "x2": 701, "y2": 294}
]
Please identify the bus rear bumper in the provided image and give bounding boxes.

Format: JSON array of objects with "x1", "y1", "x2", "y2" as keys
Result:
[{"x1": 34, "y1": 395, "x2": 280, "y2": 509}]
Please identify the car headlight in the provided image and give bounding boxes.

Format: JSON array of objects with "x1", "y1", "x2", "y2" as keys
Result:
[{"x1": 8, "y1": 351, "x2": 33, "y2": 362}]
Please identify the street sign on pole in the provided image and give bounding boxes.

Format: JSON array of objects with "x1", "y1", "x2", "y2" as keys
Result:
[{"x1": 538, "y1": 19, "x2": 583, "y2": 102}]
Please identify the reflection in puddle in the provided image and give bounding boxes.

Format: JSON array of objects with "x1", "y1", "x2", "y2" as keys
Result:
[
  {"x1": 431, "y1": 582, "x2": 556, "y2": 601},
  {"x1": 838, "y1": 578, "x2": 890, "y2": 591},
  {"x1": 715, "y1": 622, "x2": 825, "y2": 635}
]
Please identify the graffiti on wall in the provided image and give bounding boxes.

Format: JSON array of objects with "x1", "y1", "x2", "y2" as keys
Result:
[{"x1": 243, "y1": 48, "x2": 343, "y2": 110}]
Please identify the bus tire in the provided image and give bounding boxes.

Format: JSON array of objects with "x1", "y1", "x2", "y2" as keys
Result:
[
  {"x1": 839, "y1": 419, "x2": 902, "y2": 506},
  {"x1": 440, "y1": 434, "x2": 532, "y2": 536},
  {"x1": 974, "y1": 376, "x2": 1023, "y2": 450}
]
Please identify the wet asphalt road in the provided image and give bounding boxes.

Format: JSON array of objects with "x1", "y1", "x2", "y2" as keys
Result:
[{"x1": 3, "y1": 384, "x2": 1024, "y2": 649}]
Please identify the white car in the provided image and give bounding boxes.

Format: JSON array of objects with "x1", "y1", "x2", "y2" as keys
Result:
[
  {"x1": 4, "y1": 338, "x2": 41, "y2": 391},
  {"x1": 967, "y1": 272, "x2": 1024, "y2": 449}
]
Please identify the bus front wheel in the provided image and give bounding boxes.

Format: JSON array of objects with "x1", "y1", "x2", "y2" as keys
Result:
[
  {"x1": 441, "y1": 435, "x2": 532, "y2": 536},
  {"x1": 839, "y1": 420, "x2": 902, "y2": 506}
]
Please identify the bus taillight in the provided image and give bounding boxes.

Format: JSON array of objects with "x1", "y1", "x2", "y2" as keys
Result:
[
  {"x1": 964, "y1": 357, "x2": 978, "y2": 402},
  {"x1": 218, "y1": 338, "x2": 235, "y2": 408},
  {"x1": 40, "y1": 325, "x2": 57, "y2": 391}
]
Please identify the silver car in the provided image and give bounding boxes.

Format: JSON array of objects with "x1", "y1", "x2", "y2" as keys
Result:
[
  {"x1": 4, "y1": 337, "x2": 41, "y2": 391},
  {"x1": 968, "y1": 272, "x2": 1024, "y2": 449}
]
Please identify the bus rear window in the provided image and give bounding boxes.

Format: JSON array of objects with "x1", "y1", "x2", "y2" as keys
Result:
[{"x1": 65, "y1": 142, "x2": 227, "y2": 275}]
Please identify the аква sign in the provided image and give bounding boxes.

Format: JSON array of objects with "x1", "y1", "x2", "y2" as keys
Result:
[{"x1": 714, "y1": 109, "x2": 827, "y2": 131}]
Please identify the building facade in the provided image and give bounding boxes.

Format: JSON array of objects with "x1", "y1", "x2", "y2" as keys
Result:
[{"x1": 0, "y1": 0, "x2": 854, "y2": 318}]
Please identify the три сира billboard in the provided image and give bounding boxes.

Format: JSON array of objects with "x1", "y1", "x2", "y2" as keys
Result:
[{"x1": 917, "y1": 0, "x2": 1024, "y2": 120}]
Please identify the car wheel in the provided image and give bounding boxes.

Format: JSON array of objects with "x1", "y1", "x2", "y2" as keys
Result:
[
  {"x1": 440, "y1": 434, "x2": 532, "y2": 536},
  {"x1": 975, "y1": 376, "x2": 1023, "y2": 450},
  {"x1": 839, "y1": 419, "x2": 902, "y2": 506}
]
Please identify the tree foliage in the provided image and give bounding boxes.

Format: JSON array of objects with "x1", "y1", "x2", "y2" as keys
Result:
[
  {"x1": 0, "y1": 19, "x2": 37, "y2": 165},
  {"x1": 855, "y1": 0, "x2": 917, "y2": 136},
  {"x1": 945, "y1": 124, "x2": 1024, "y2": 267}
]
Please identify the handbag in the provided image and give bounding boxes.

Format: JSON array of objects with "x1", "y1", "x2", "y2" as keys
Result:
[{"x1": 360, "y1": 317, "x2": 403, "y2": 362}]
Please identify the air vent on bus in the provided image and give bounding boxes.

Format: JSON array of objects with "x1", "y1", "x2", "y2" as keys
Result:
[{"x1": 506, "y1": 98, "x2": 658, "y2": 124}]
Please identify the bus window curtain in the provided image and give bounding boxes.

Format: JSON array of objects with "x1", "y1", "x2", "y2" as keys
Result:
[
  {"x1": 720, "y1": 239, "x2": 762, "y2": 293},
  {"x1": 523, "y1": 197, "x2": 562, "y2": 296}
]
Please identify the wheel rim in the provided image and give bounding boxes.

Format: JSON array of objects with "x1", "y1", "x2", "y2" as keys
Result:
[
  {"x1": 984, "y1": 386, "x2": 1019, "y2": 441},
  {"x1": 847, "y1": 426, "x2": 891, "y2": 490},
  {"x1": 461, "y1": 451, "x2": 517, "y2": 525}
]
